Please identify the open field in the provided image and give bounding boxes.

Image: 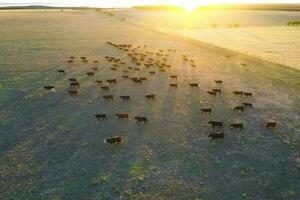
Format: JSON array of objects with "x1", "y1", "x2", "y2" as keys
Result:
[{"x1": 0, "y1": 10, "x2": 300, "y2": 200}]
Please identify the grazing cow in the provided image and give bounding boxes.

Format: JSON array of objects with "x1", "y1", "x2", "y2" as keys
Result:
[
  {"x1": 233, "y1": 91, "x2": 243, "y2": 96},
  {"x1": 95, "y1": 80, "x2": 103, "y2": 85},
  {"x1": 208, "y1": 121, "x2": 223, "y2": 128},
  {"x1": 149, "y1": 71, "x2": 156, "y2": 75},
  {"x1": 134, "y1": 68, "x2": 140, "y2": 71},
  {"x1": 134, "y1": 117, "x2": 148, "y2": 123},
  {"x1": 70, "y1": 81, "x2": 80, "y2": 87},
  {"x1": 57, "y1": 70, "x2": 65, "y2": 74},
  {"x1": 92, "y1": 67, "x2": 98, "y2": 71},
  {"x1": 159, "y1": 69, "x2": 166, "y2": 72},
  {"x1": 103, "y1": 95, "x2": 113, "y2": 100},
  {"x1": 68, "y1": 90, "x2": 78, "y2": 96},
  {"x1": 67, "y1": 60, "x2": 74, "y2": 63},
  {"x1": 134, "y1": 79, "x2": 142, "y2": 84},
  {"x1": 266, "y1": 122, "x2": 277, "y2": 128},
  {"x1": 242, "y1": 102, "x2": 253, "y2": 107},
  {"x1": 82, "y1": 60, "x2": 88, "y2": 63},
  {"x1": 189, "y1": 83, "x2": 198, "y2": 87},
  {"x1": 95, "y1": 113, "x2": 107, "y2": 120},
  {"x1": 244, "y1": 92, "x2": 252, "y2": 97},
  {"x1": 233, "y1": 106, "x2": 245, "y2": 112},
  {"x1": 86, "y1": 72, "x2": 94, "y2": 76},
  {"x1": 170, "y1": 75, "x2": 177, "y2": 79},
  {"x1": 120, "y1": 96, "x2": 131, "y2": 101},
  {"x1": 145, "y1": 94, "x2": 155, "y2": 100},
  {"x1": 122, "y1": 75, "x2": 129, "y2": 78},
  {"x1": 214, "y1": 80, "x2": 222, "y2": 84},
  {"x1": 208, "y1": 132, "x2": 224, "y2": 140},
  {"x1": 169, "y1": 83, "x2": 178, "y2": 88},
  {"x1": 101, "y1": 86, "x2": 109, "y2": 90},
  {"x1": 69, "y1": 56, "x2": 75, "y2": 59},
  {"x1": 123, "y1": 70, "x2": 128, "y2": 73},
  {"x1": 68, "y1": 78, "x2": 77, "y2": 82},
  {"x1": 80, "y1": 56, "x2": 86, "y2": 60},
  {"x1": 207, "y1": 91, "x2": 217, "y2": 96},
  {"x1": 140, "y1": 77, "x2": 147, "y2": 81},
  {"x1": 44, "y1": 86, "x2": 55, "y2": 90},
  {"x1": 104, "y1": 136, "x2": 122, "y2": 145},
  {"x1": 201, "y1": 108, "x2": 212, "y2": 114},
  {"x1": 115, "y1": 113, "x2": 129, "y2": 119},
  {"x1": 106, "y1": 79, "x2": 117, "y2": 84},
  {"x1": 93, "y1": 60, "x2": 98, "y2": 63},
  {"x1": 230, "y1": 123, "x2": 243, "y2": 129},
  {"x1": 111, "y1": 67, "x2": 117, "y2": 71},
  {"x1": 212, "y1": 89, "x2": 221, "y2": 94}
]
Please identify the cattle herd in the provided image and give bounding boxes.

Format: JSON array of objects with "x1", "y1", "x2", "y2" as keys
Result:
[{"x1": 43, "y1": 42, "x2": 277, "y2": 145}]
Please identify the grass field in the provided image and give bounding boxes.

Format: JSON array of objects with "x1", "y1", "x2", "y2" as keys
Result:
[{"x1": 0, "y1": 10, "x2": 300, "y2": 200}]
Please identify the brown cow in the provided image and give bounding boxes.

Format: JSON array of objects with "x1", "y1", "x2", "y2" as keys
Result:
[
  {"x1": 101, "y1": 86, "x2": 109, "y2": 90},
  {"x1": 189, "y1": 83, "x2": 198, "y2": 87},
  {"x1": 106, "y1": 79, "x2": 117, "y2": 84},
  {"x1": 145, "y1": 94, "x2": 155, "y2": 100},
  {"x1": 201, "y1": 108, "x2": 212, "y2": 114},
  {"x1": 103, "y1": 95, "x2": 113, "y2": 100},
  {"x1": 120, "y1": 96, "x2": 131, "y2": 101},
  {"x1": 44, "y1": 86, "x2": 55, "y2": 90},
  {"x1": 207, "y1": 91, "x2": 217, "y2": 96},
  {"x1": 68, "y1": 78, "x2": 77, "y2": 82},
  {"x1": 208, "y1": 132, "x2": 224, "y2": 140},
  {"x1": 233, "y1": 91, "x2": 243, "y2": 96},
  {"x1": 92, "y1": 67, "x2": 98, "y2": 71},
  {"x1": 266, "y1": 122, "x2": 277, "y2": 128},
  {"x1": 57, "y1": 70, "x2": 65, "y2": 74},
  {"x1": 122, "y1": 75, "x2": 129, "y2": 78},
  {"x1": 134, "y1": 117, "x2": 148, "y2": 123},
  {"x1": 242, "y1": 102, "x2": 253, "y2": 107},
  {"x1": 214, "y1": 80, "x2": 222, "y2": 84},
  {"x1": 212, "y1": 89, "x2": 221, "y2": 94},
  {"x1": 70, "y1": 81, "x2": 80, "y2": 87},
  {"x1": 95, "y1": 113, "x2": 107, "y2": 120},
  {"x1": 104, "y1": 137, "x2": 122, "y2": 145},
  {"x1": 170, "y1": 83, "x2": 178, "y2": 88},
  {"x1": 115, "y1": 113, "x2": 129, "y2": 119},
  {"x1": 149, "y1": 71, "x2": 156, "y2": 75},
  {"x1": 244, "y1": 92, "x2": 252, "y2": 97},
  {"x1": 95, "y1": 80, "x2": 103, "y2": 85},
  {"x1": 208, "y1": 121, "x2": 223, "y2": 128},
  {"x1": 170, "y1": 75, "x2": 177, "y2": 79},
  {"x1": 86, "y1": 72, "x2": 94, "y2": 76},
  {"x1": 230, "y1": 123, "x2": 243, "y2": 129}
]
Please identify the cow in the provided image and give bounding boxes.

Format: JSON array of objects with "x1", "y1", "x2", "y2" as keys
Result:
[
  {"x1": 208, "y1": 121, "x2": 223, "y2": 128},
  {"x1": 170, "y1": 75, "x2": 177, "y2": 79},
  {"x1": 68, "y1": 78, "x2": 77, "y2": 82},
  {"x1": 134, "y1": 117, "x2": 148, "y2": 123},
  {"x1": 145, "y1": 94, "x2": 155, "y2": 100},
  {"x1": 233, "y1": 106, "x2": 245, "y2": 112},
  {"x1": 80, "y1": 56, "x2": 86, "y2": 60},
  {"x1": 149, "y1": 71, "x2": 156, "y2": 75},
  {"x1": 169, "y1": 83, "x2": 178, "y2": 88},
  {"x1": 57, "y1": 70, "x2": 65, "y2": 74},
  {"x1": 67, "y1": 60, "x2": 74, "y2": 63},
  {"x1": 244, "y1": 92, "x2": 252, "y2": 97},
  {"x1": 233, "y1": 91, "x2": 243, "y2": 96},
  {"x1": 133, "y1": 79, "x2": 142, "y2": 84},
  {"x1": 69, "y1": 56, "x2": 75, "y2": 59},
  {"x1": 44, "y1": 86, "x2": 55, "y2": 90},
  {"x1": 106, "y1": 79, "x2": 117, "y2": 84},
  {"x1": 214, "y1": 80, "x2": 222, "y2": 84},
  {"x1": 207, "y1": 91, "x2": 217, "y2": 96},
  {"x1": 101, "y1": 86, "x2": 109, "y2": 90},
  {"x1": 115, "y1": 113, "x2": 129, "y2": 119},
  {"x1": 189, "y1": 83, "x2": 199, "y2": 87},
  {"x1": 92, "y1": 67, "x2": 98, "y2": 71},
  {"x1": 70, "y1": 81, "x2": 80, "y2": 87},
  {"x1": 201, "y1": 108, "x2": 212, "y2": 114},
  {"x1": 120, "y1": 96, "x2": 131, "y2": 101},
  {"x1": 111, "y1": 67, "x2": 117, "y2": 71},
  {"x1": 95, "y1": 80, "x2": 103, "y2": 85},
  {"x1": 103, "y1": 95, "x2": 113, "y2": 100},
  {"x1": 212, "y1": 89, "x2": 221, "y2": 94},
  {"x1": 230, "y1": 123, "x2": 243, "y2": 129},
  {"x1": 140, "y1": 77, "x2": 147, "y2": 81},
  {"x1": 122, "y1": 75, "x2": 129, "y2": 78},
  {"x1": 95, "y1": 113, "x2": 107, "y2": 120},
  {"x1": 266, "y1": 122, "x2": 277, "y2": 128},
  {"x1": 104, "y1": 136, "x2": 122, "y2": 145},
  {"x1": 208, "y1": 132, "x2": 224, "y2": 140},
  {"x1": 86, "y1": 72, "x2": 94, "y2": 76}
]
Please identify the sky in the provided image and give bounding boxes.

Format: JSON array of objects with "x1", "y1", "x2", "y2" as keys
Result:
[{"x1": 0, "y1": 0, "x2": 299, "y2": 9}]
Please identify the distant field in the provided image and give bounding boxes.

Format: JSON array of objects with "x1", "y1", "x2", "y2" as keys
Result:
[{"x1": 0, "y1": 10, "x2": 300, "y2": 200}]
